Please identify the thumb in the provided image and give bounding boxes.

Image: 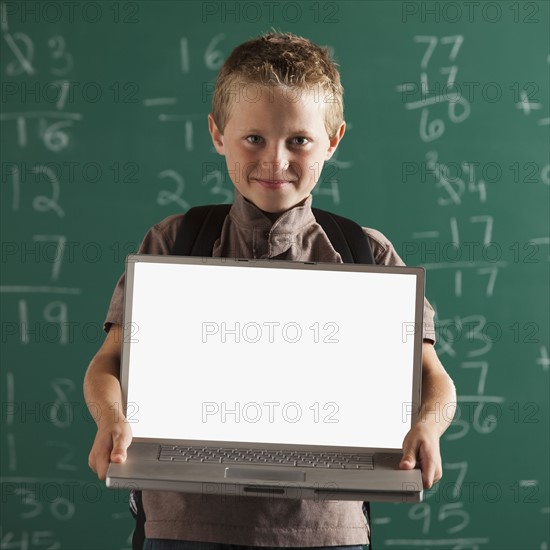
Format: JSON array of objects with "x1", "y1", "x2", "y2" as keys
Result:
[
  {"x1": 110, "y1": 431, "x2": 130, "y2": 463},
  {"x1": 399, "y1": 448, "x2": 417, "y2": 469}
]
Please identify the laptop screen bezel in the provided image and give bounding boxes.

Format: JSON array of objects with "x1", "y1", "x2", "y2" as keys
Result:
[{"x1": 119, "y1": 254, "x2": 425, "y2": 453}]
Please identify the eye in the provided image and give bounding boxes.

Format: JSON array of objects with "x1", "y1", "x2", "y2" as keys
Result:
[
  {"x1": 291, "y1": 136, "x2": 309, "y2": 146},
  {"x1": 246, "y1": 135, "x2": 262, "y2": 144}
]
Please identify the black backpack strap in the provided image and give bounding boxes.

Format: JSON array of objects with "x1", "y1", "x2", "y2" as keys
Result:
[
  {"x1": 171, "y1": 204, "x2": 232, "y2": 256},
  {"x1": 363, "y1": 501, "x2": 373, "y2": 548},
  {"x1": 130, "y1": 489, "x2": 145, "y2": 550},
  {"x1": 312, "y1": 208, "x2": 375, "y2": 264}
]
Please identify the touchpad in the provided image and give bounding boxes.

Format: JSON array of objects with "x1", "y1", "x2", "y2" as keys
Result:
[{"x1": 224, "y1": 467, "x2": 306, "y2": 482}]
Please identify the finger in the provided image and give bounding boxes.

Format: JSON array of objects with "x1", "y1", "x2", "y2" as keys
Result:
[
  {"x1": 97, "y1": 454, "x2": 110, "y2": 481},
  {"x1": 88, "y1": 452, "x2": 97, "y2": 474},
  {"x1": 421, "y1": 445, "x2": 443, "y2": 489},
  {"x1": 422, "y1": 460, "x2": 436, "y2": 489},
  {"x1": 433, "y1": 463, "x2": 443, "y2": 484},
  {"x1": 88, "y1": 445, "x2": 111, "y2": 481},
  {"x1": 419, "y1": 447, "x2": 440, "y2": 489}
]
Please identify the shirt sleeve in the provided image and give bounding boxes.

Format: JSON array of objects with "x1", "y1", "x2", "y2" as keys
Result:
[
  {"x1": 363, "y1": 227, "x2": 437, "y2": 345},
  {"x1": 102, "y1": 214, "x2": 184, "y2": 333}
]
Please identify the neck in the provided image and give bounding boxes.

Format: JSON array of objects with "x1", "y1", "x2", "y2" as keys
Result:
[
  {"x1": 260, "y1": 196, "x2": 311, "y2": 224},
  {"x1": 262, "y1": 210, "x2": 283, "y2": 223}
]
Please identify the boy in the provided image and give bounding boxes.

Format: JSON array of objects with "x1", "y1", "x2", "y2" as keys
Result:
[{"x1": 84, "y1": 32, "x2": 456, "y2": 549}]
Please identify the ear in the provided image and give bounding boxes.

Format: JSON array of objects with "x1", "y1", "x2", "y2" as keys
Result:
[
  {"x1": 325, "y1": 121, "x2": 346, "y2": 161},
  {"x1": 208, "y1": 113, "x2": 225, "y2": 155}
]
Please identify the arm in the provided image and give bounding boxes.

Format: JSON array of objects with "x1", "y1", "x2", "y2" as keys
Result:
[
  {"x1": 83, "y1": 324, "x2": 133, "y2": 480},
  {"x1": 399, "y1": 342, "x2": 457, "y2": 489}
]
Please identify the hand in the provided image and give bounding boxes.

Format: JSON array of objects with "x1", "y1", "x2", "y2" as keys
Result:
[
  {"x1": 88, "y1": 419, "x2": 133, "y2": 481},
  {"x1": 399, "y1": 421, "x2": 442, "y2": 490}
]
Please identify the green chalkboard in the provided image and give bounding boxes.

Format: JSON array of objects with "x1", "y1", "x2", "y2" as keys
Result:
[{"x1": 1, "y1": 1, "x2": 549, "y2": 549}]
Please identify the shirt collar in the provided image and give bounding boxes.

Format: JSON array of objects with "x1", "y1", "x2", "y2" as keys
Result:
[{"x1": 229, "y1": 189, "x2": 316, "y2": 235}]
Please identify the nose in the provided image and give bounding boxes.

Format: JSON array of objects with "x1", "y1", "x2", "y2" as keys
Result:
[{"x1": 261, "y1": 143, "x2": 290, "y2": 178}]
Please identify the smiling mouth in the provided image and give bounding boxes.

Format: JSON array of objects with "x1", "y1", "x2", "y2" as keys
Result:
[{"x1": 253, "y1": 178, "x2": 296, "y2": 188}]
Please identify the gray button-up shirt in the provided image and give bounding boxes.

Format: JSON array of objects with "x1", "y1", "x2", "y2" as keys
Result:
[{"x1": 103, "y1": 190, "x2": 436, "y2": 545}]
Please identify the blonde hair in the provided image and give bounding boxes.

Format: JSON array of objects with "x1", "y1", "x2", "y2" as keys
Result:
[{"x1": 211, "y1": 31, "x2": 344, "y2": 139}]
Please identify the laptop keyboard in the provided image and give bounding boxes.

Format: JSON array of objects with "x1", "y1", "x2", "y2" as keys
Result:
[{"x1": 159, "y1": 445, "x2": 374, "y2": 470}]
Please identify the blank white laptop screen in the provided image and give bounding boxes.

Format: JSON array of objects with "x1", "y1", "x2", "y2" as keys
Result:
[{"x1": 125, "y1": 261, "x2": 419, "y2": 449}]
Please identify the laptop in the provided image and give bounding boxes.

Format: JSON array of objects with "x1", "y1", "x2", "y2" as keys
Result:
[{"x1": 106, "y1": 254, "x2": 425, "y2": 502}]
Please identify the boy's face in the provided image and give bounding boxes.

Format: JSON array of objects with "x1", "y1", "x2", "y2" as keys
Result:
[{"x1": 208, "y1": 85, "x2": 345, "y2": 216}]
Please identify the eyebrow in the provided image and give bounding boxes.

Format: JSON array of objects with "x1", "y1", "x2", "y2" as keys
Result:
[{"x1": 240, "y1": 128, "x2": 312, "y2": 135}]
